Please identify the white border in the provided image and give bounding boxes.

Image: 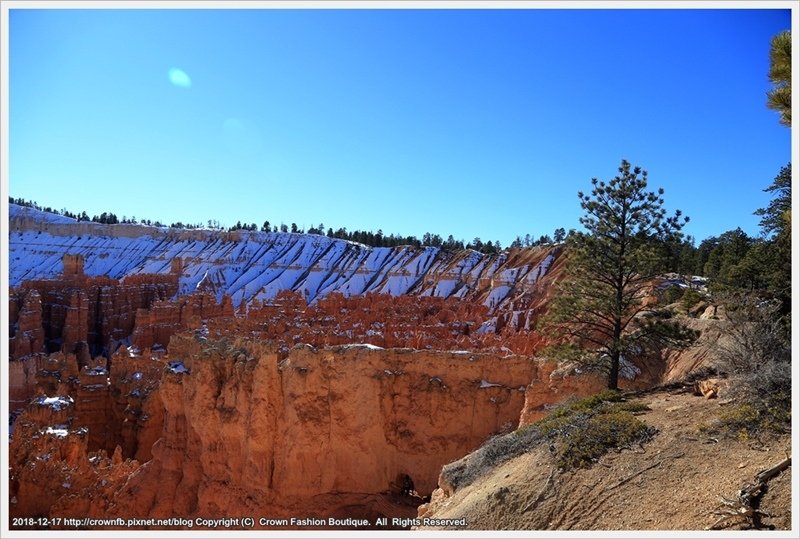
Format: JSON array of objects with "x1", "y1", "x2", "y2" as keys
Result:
[{"x1": 0, "y1": 1, "x2": 797, "y2": 538}]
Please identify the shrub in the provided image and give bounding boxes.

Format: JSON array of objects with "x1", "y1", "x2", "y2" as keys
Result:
[
  {"x1": 556, "y1": 408, "x2": 653, "y2": 469},
  {"x1": 661, "y1": 285, "x2": 685, "y2": 305},
  {"x1": 439, "y1": 391, "x2": 655, "y2": 491},
  {"x1": 710, "y1": 293, "x2": 791, "y2": 439},
  {"x1": 681, "y1": 289, "x2": 704, "y2": 314}
]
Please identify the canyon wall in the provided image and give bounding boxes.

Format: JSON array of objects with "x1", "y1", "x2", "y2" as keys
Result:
[
  {"x1": 10, "y1": 336, "x2": 556, "y2": 524},
  {"x1": 9, "y1": 204, "x2": 562, "y2": 319}
]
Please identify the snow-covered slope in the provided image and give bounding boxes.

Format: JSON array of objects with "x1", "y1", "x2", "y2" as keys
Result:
[{"x1": 8, "y1": 204, "x2": 560, "y2": 310}]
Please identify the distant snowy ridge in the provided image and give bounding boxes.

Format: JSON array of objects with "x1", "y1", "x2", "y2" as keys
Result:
[{"x1": 9, "y1": 204, "x2": 560, "y2": 310}]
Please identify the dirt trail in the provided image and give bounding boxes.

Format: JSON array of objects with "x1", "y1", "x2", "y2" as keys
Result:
[{"x1": 418, "y1": 388, "x2": 792, "y2": 530}]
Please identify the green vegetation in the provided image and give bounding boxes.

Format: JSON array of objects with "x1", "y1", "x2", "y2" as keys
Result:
[
  {"x1": 711, "y1": 400, "x2": 791, "y2": 442},
  {"x1": 659, "y1": 285, "x2": 685, "y2": 306},
  {"x1": 524, "y1": 390, "x2": 653, "y2": 470},
  {"x1": 766, "y1": 30, "x2": 791, "y2": 127},
  {"x1": 539, "y1": 160, "x2": 696, "y2": 390},
  {"x1": 680, "y1": 289, "x2": 704, "y2": 315},
  {"x1": 439, "y1": 390, "x2": 654, "y2": 492}
]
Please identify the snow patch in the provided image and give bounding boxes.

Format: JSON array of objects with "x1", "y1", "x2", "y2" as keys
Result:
[
  {"x1": 341, "y1": 343, "x2": 384, "y2": 351},
  {"x1": 44, "y1": 425, "x2": 70, "y2": 438},
  {"x1": 35, "y1": 395, "x2": 74, "y2": 411},
  {"x1": 167, "y1": 360, "x2": 190, "y2": 374}
]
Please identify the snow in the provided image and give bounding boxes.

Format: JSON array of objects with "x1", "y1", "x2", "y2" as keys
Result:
[
  {"x1": 479, "y1": 379, "x2": 503, "y2": 389},
  {"x1": 341, "y1": 343, "x2": 384, "y2": 351},
  {"x1": 619, "y1": 356, "x2": 642, "y2": 380},
  {"x1": 35, "y1": 395, "x2": 74, "y2": 410},
  {"x1": 484, "y1": 285, "x2": 512, "y2": 310},
  {"x1": 132, "y1": 372, "x2": 143, "y2": 380},
  {"x1": 9, "y1": 203, "x2": 563, "y2": 314},
  {"x1": 475, "y1": 319, "x2": 497, "y2": 335},
  {"x1": 10, "y1": 204, "x2": 77, "y2": 224},
  {"x1": 44, "y1": 425, "x2": 70, "y2": 438},
  {"x1": 167, "y1": 360, "x2": 190, "y2": 374}
]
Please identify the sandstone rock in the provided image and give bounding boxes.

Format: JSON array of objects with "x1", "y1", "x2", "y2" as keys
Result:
[
  {"x1": 9, "y1": 289, "x2": 45, "y2": 360},
  {"x1": 694, "y1": 378, "x2": 721, "y2": 399}
]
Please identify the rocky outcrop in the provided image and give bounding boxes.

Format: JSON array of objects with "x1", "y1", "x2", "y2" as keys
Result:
[
  {"x1": 9, "y1": 289, "x2": 45, "y2": 361},
  {"x1": 517, "y1": 362, "x2": 609, "y2": 426},
  {"x1": 105, "y1": 337, "x2": 539, "y2": 518},
  {"x1": 9, "y1": 336, "x2": 551, "y2": 525},
  {"x1": 8, "y1": 254, "x2": 180, "y2": 359},
  {"x1": 131, "y1": 292, "x2": 233, "y2": 351}
]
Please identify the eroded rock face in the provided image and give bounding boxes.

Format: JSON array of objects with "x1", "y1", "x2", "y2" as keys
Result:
[
  {"x1": 8, "y1": 254, "x2": 179, "y2": 362},
  {"x1": 8, "y1": 395, "x2": 141, "y2": 521},
  {"x1": 9, "y1": 204, "x2": 562, "y2": 318},
  {"x1": 9, "y1": 336, "x2": 551, "y2": 524},
  {"x1": 9, "y1": 289, "x2": 45, "y2": 361},
  {"x1": 9, "y1": 319, "x2": 685, "y2": 528},
  {"x1": 102, "y1": 337, "x2": 539, "y2": 518}
]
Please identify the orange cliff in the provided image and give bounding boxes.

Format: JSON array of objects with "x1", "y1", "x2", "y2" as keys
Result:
[
  {"x1": 10, "y1": 335, "x2": 553, "y2": 524},
  {"x1": 8, "y1": 314, "x2": 707, "y2": 528}
]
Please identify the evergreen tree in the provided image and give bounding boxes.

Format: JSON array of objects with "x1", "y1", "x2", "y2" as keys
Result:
[
  {"x1": 766, "y1": 30, "x2": 791, "y2": 127},
  {"x1": 754, "y1": 164, "x2": 791, "y2": 237},
  {"x1": 540, "y1": 160, "x2": 695, "y2": 390},
  {"x1": 754, "y1": 164, "x2": 792, "y2": 314}
]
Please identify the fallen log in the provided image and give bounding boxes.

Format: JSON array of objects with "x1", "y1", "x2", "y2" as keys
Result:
[{"x1": 706, "y1": 457, "x2": 791, "y2": 530}]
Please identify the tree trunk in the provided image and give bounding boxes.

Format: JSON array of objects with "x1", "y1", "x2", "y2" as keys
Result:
[{"x1": 608, "y1": 349, "x2": 620, "y2": 390}]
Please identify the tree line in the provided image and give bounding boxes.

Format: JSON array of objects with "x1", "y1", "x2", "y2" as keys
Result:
[
  {"x1": 10, "y1": 196, "x2": 562, "y2": 254},
  {"x1": 655, "y1": 164, "x2": 790, "y2": 312}
]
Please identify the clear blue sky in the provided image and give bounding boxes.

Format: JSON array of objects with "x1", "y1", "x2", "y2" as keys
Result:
[{"x1": 8, "y1": 7, "x2": 792, "y2": 246}]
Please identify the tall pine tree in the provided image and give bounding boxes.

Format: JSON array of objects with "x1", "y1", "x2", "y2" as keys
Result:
[{"x1": 540, "y1": 160, "x2": 696, "y2": 389}]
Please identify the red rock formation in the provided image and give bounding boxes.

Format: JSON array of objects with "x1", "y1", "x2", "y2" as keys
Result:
[
  {"x1": 9, "y1": 289, "x2": 45, "y2": 360},
  {"x1": 107, "y1": 348, "x2": 165, "y2": 462},
  {"x1": 8, "y1": 356, "x2": 40, "y2": 414},
  {"x1": 9, "y1": 413, "x2": 140, "y2": 522},
  {"x1": 61, "y1": 253, "x2": 85, "y2": 279},
  {"x1": 11, "y1": 254, "x2": 179, "y2": 358}
]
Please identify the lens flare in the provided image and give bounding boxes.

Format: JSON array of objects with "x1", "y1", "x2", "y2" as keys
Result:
[{"x1": 168, "y1": 68, "x2": 192, "y2": 88}]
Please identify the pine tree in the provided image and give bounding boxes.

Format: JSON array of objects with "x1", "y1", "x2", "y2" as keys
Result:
[
  {"x1": 766, "y1": 30, "x2": 791, "y2": 127},
  {"x1": 540, "y1": 160, "x2": 696, "y2": 390},
  {"x1": 754, "y1": 164, "x2": 792, "y2": 314}
]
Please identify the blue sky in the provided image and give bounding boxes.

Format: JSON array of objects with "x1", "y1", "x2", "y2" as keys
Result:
[{"x1": 8, "y1": 8, "x2": 792, "y2": 246}]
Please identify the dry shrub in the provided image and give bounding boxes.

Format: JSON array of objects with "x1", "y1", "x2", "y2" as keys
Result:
[
  {"x1": 713, "y1": 294, "x2": 791, "y2": 438},
  {"x1": 439, "y1": 391, "x2": 655, "y2": 491}
]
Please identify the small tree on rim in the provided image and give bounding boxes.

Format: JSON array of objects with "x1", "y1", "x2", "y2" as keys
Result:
[{"x1": 540, "y1": 160, "x2": 697, "y2": 390}]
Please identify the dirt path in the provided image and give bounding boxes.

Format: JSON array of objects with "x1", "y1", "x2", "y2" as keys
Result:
[{"x1": 418, "y1": 388, "x2": 792, "y2": 530}]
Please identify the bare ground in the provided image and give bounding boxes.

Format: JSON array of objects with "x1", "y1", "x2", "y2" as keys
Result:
[{"x1": 417, "y1": 387, "x2": 792, "y2": 531}]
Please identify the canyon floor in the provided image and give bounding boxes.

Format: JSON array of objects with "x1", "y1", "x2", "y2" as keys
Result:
[{"x1": 417, "y1": 386, "x2": 793, "y2": 531}]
